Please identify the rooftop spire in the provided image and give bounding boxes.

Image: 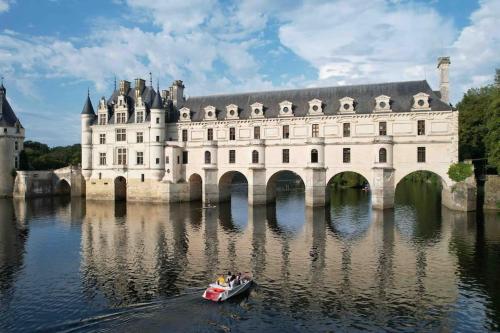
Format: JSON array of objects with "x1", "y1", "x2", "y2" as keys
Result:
[
  {"x1": 151, "y1": 81, "x2": 163, "y2": 110},
  {"x1": 81, "y1": 90, "x2": 95, "y2": 115},
  {"x1": 149, "y1": 72, "x2": 152, "y2": 87}
]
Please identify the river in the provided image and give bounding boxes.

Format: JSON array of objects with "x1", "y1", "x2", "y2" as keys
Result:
[{"x1": 0, "y1": 182, "x2": 499, "y2": 332}]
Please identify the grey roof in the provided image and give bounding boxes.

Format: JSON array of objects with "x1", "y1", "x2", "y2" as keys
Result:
[
  {"x1": 151, "y1": 88, "x2": 163, "y2": 109},
  {"x1": 81, "y1": 95, "x2": 95, "y2": 115},
  {"x1": 180, "y1": 80, "x2": 452, "y2": 121},
  {"x1": 0, "y1": 84, "x2": 23, "y2": 127}
]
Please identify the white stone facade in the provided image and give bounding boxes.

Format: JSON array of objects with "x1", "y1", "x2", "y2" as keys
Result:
[{"x1": 82, "y1": 58, "x2": 459, "y2": 209}]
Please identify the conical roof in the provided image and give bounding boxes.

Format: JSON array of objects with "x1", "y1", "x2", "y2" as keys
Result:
[
  {"x1": 0, "y1": 84, "x2": 22, "y2": 127},
  {"x1": 81, "y1": 94, "x2": 95, "y2": 115},
  {"x1": 151, "y1": 89, "x2": 163, "y2": 109}
]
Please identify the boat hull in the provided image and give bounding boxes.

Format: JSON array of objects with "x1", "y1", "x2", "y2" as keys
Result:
[{"x1": 202, "y1": 280, "x2": 252, "y2": 302}]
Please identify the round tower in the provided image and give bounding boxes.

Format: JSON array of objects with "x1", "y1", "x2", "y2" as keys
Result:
[
  {"x1": 81, "y1": 91, "x2": 95, "y2": 180},
  {"x1": 149, "y1": 86, "x2": 165, "y2": 181},
  {"x1": 0, "y1": 83, "x2": 25, "y2": 197}
]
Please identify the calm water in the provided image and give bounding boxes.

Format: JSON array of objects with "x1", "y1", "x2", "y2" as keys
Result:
[{"x1": 0, "y1": 182, "x2": 499, "y2": 332}]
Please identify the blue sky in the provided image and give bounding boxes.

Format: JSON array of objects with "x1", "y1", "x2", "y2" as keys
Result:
[{"x1": 0, "y1": 0, "x2": 498, "y2": 146}]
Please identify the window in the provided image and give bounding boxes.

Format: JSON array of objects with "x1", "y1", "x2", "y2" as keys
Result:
[
  {"x1": 136, "y1": 152, "x2": 144, "y2": 165},
  {"x1": 343, "y1": 123, "x2": 350, "y2": 137},
  {"x1": 117, "y1": 112, "x2": 127, "y2": 124},
  {"x1": 136, "y1": 132, "x2": 143, "y2": 143},
  {"x1": 166, "y1": 156, "x2": 169, "y2": 164},
  {"x1": 141, "y1": 174, "x2": 145, "y2": 182},
  {"x1": 229, "y1": 150, "x2": 236, "y2": 164},
  {"x1": 116, "y1": 129, "x2": 126, "y2": 142},
  {"x1": 379, "y1": 148, "x2": 387, "y2": 163},
  {"x1": 98, "y1": 114, "x2": 107, "y2": 125},
  {"x1": 156, "y1": 158, "x2": 160, "y2": 164},
  {"x1": 177, "y1": 156, "x2": 180, "y2": 164},
  {"x1": 156, "y1": 136, "x2": 160, "y2": 142},
  {"x1": 252, "y1": 150, "x2": 259, "y2": 164},
  {"x1": 418, "y1": 120, "x2": 425, "y2": 135},
  {"x1": 182, "y1": 129, "x2": 188, "y2": 142},
  {"x1": 182, "y1": 151, "x2": 188, "y2": 164},
  {"x1": 311, "y1": 149, "x2": 318, "y2": 163},
  {"x1": 99, "y1": 172, "x2": 102, "y2": 180},
  {"x1": 99, "y1": 152, "x2": 106, "y2": 166},
  {"x1": 156, "y1": 117, "x2": 160, "y2": 124},
  {"x1": 207, "y1": 128, "x2": 213, "y2": 141},
  {"x1": 136, "y1": 111, "x2": 144, "y2": 123},
  {"x1": 229, "y1": 127, "x2": 236, "y2": 140},
  {"x1": 14, "y1": 156, "x2": 18, "y2": 169},
  {"x1": 254, "y1": 126, "x2": 260, "y2": 139},
  {"x1": 14, "y1": 141, "x2": 18, "y2": 150},
  {"x1": 312, "y1": 124, "x2": 319, "y2": 137},
  {"x1": 205, "y1": 151, "x2": 211, "y2": 164},
  {"x1": 282, "y1": 149, "x2": 290, "y2": 163},
  {"x1": 379, "y1": 122, "x2": 387, "y2": 136},
  {"x1": 417, "y1": 147, "x2": 426, "y2": 163},
  {"x1": 343, "y1": 148, "x2": 351, "y2": 163},
  {"x1": 117, "y1": 148, "x2": 127, "y2": 165},
  {"x1": 283, "y1": 125, "x2": 290, "y2": 139},
  {"x1": 99, "y1": 134, "x2": 106, "y2": 144}
]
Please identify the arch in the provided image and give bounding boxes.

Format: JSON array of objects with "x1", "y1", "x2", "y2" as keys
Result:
[
  {"x1": 379, "y1": 148, "x2": 387, "y2": 163},
  {"x1": 395, "y1": 169, "x2": 449, "y2": 189},
  {"x1": 218, "y1": 171, "x2": 248, "y2": 202},
  {"x1": 327, "y1": 171, "x2": 371, "y2": 189},
  {"x1": 188, "y1": 173, "x2": 202, "y2": 201},
  {"x1": 204, "y1": 151, "x2": 211, "y2": 164},
  {"x1": 252, "y1": 150, "x2": 259, "y2": 164},
  {"x1": 326, "y1": 171, "x2": 371, "y2": 206},
  {"x1": 114, "y1": 176, "x2": 127, "y2": 201},
  {"x1": 55, "y1": 179, "x2": 71, "y2": 196},
  {"x1": 266, "y1": 170, "x2": 305, "y2": 203},
  {"x1": 311, "y1": 149, "x2": 318, "y2": 163}
]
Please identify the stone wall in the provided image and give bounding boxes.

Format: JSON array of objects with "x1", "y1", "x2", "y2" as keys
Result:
[
  {"x1": 13, "y1": 167, "x2": 85, "y2": 198},
  {"x1": 484, "y1": 175, "x2": 500, "y2": 211}
]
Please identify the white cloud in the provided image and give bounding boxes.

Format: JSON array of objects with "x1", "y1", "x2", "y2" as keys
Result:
[{"x1": 0, "y1": 0, "x2": 11, "y2": 13}]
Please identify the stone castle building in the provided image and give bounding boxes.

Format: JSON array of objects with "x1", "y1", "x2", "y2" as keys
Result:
[
  {"x1": 0, "y1": 82, "x2": 24, "y2": 198},
  {"x1": 81, "y1": 57, "x2": 464, "y2": 209}
]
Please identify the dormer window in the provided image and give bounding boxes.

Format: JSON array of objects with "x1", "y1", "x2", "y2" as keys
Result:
[
  {"x1": 412, "y1": 92, "x2": 430, "y2": 110},
  {"x1": 250, "y1": 102, "x2": 264, "y2": 118},
  {"x1": 225, "y1": 104, "x2": 239, "y2": 120},
  {"x1": 116, "y1": 112, "x2": 127, "y2": 124},
  {"x1": 136, "y1": 111, "x2": 144, "y2": 123},
  {"x1": 204, "y1": 105, "x2": 217, "y2": 121},
  {"x1": 279, "y1": 101, "x2": 293, "y2": 117},
  {"x1": 98, "y1": 113, "x2": 107, "y2": 125},
  {"x1": 308, "y1": 99, "x2": 323, "y2": 115},
  {"x1": 179, "y1": 107, "x2": 191, "y2": 122},
  {"x1": 374, "y1": 95, "x2": 391, "y2": 112},
  {"x1": 339, "y1": 97, "x2": 355, "y2": 114}
]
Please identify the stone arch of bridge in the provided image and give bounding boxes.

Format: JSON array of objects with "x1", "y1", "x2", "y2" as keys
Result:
[
  {"x1": 55, "y1": 178, "x2": 71, "y2": 196},
  {"x1": 395, "y1": 168, "x2": 450, "y2": 190},
  {"x1": 218, "y1": 170, "x2": 248, "y2": 202},
  {"x1": 188, "y1": 173, "x2": 203, "y2": 201},
  {"x1": 266, "y1": 169, "x2": 305, "y2": 203},
  {"x1": 114, "y1": 176, "x2": 127, "y2": 201}
]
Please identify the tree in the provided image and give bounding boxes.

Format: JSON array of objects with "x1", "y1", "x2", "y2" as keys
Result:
[
  {"x1": 19, "y1": 141, "x2": 81, "y2": 171},
  {"x1": 485, "y1": 87, "x2": 500, "y2": 171}
]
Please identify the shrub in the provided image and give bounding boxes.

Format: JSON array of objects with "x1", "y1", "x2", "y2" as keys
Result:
[{"x1": 447, "y1": 163, "x2": 473, "y2": 182}]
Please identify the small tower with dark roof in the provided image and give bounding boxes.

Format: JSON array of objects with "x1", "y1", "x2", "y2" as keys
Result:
[
  {"x1": 0, "y1": 82, "x2": 25, "y2": 197},
  {"x1": 149, "y1": 84, "x2": 165, "y2": 181},
  {"x1": 81, "y1": 89, "x2": 95, "y2": 180}
]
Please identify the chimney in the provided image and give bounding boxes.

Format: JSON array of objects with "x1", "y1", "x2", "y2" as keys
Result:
[
  {"x1": 437, "y1": 56, "x2": 450, "y2": 103},
  {"x1": 169, "y1": 80, "x2": 185, "y2": 107},
  {"x1": 134, "y1": 78, "x2": 145, "y2": 99},
  {"x1": 119, "y1": 80, "x2": 131, "y2": 96}
]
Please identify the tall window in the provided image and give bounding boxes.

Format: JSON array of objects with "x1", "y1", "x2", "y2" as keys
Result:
[
  {"x1": 182, "y1": 129, "x2": 188, "y2": 142},
  {"x1": 116, "y1": 112, "x2": 127, "y2": 124},
  {"x1": 229, "y1": 127, "x2": 236, "y2": 140},
  {"x1": 99, "y1": 153, "x2": 106, "y2": 166},
  {"x1": 379, "y1": 122, "x2": 387, "y2": 136},
  {"x1": 254, "y1": 126, "x2": 261, "y2": 139},
  {"x1": 14, "y1": 141, "x2": 18, "y2": 150},
  {"x1": 282, "y1": 149, "x2": 290, "y2": 163},
  {"x1": 343, "y1": 123, "x2": 350, "y2": 137},
  {"x1": 136, "y1": 132, "x2": 143, "y2": 143},
  {"x1": 417, "y1": 147, "x2": 426, "y2": 163},
  {"x1": 14, "y1": 156, "x2": 18, "y2": 169},
  {"x1": 182, "y1": 151, "x2": 188, "y2": 164},
  {"x1": 283, "y1": 125, "x2": 290, "y2": 139},
  {"x1": 379, "y1": 148, "x2": 387, "y2": 163},
  {"x1": 116, "y1": 129, "x2": 126, "y2": 142},
  {"x1": 312, "y1": 124, "x2": 319, "y2": 137},
  {"x1": 311, "y1": 149, "x2": 318, "y2": 163},
  {"x1": 229, "y1": 150, "x2": 236, "y2": 164},
  {"x1": 207, "y1": 128, "x2": 213, "y2": 141},
  {"x1": 136, "y1": 111, "x2": 144, "y2": 123},
  {"x1": 156, "y1": 117, "x2": 160, "y2": 124},
  {"x1": 343, "y1": 148, "x2": 351, "y2": 163},
  {"x1": 252, "y1": 150, "x2": 259, "y2": 163},
  {"x1": 166, "y1": 156, "x2": 169, "y2": 164},
  {"x1": 98, "y1": 113, "x2": 107, "y2": 125},
  {"x1": 156, "y1": 136, "x2": 160, "y2": 142},
  {"x1": 99, "y1": 133, "x2": 106, "y2": 144},
  {"x1": 117, "y1": 148, "x2": 127, "y2": 165},
  {"x1": 418, "y1": 120, "x2": 425, "y2": 135},
  {"x1": 136, "y1": 152, "x2": 144, "y2": 165},
  {"x1": 205, "y1": 151, "x2": 211, "y2": 164}
]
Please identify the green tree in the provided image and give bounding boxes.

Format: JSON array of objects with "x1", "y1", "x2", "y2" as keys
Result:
[
  {"x1": 485, "y1": 88, "x2": 500, "y2": 171},
  {"x1": 19, "y1": 141, "x2": 81, "y2": 171}
]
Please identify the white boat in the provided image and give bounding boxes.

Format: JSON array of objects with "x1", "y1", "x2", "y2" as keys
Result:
[{"x1": 202, "y1": 277, "x2": 252, "y2": 302}]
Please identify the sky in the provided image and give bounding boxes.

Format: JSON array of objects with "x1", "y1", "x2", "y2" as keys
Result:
[{"x1": 0, "y1": 0, "x2": 499, "y2": 146}]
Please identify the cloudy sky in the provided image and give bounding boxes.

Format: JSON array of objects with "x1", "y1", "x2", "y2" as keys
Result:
[{"x1": 0, "y1": 0, "x2": 499, "y2": 146}]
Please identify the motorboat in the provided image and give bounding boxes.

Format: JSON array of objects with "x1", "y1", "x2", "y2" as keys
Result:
[{"x1": 202, "y1": 275, "x2": 252, "y2": 302}]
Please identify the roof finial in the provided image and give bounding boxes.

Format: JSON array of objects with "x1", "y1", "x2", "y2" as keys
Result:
[
  {"x1": 114, "y1": 75, "x2": 117, "y2": 91},
  {"x1": 87, "y1": 87, "x2": 90, "y2": 98},
  {"x1": 149, "y1": 72, "x2": 152, "y2": 87},
  {"x1": 157, "y1": 79, "x2": 160, "y2": 93}
]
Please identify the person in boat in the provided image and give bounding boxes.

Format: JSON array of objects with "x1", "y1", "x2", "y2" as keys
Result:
[
  {"x1": 216, "y1": 275, "x2": 225, "y2": 285},
  {"x1": 226, "y1": 271, "x2": 232, "y2": 284}
]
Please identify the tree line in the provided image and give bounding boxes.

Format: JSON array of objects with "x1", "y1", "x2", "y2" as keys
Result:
[{"x1": 19, "y1": 141, "x2": 81, "y2": 171}]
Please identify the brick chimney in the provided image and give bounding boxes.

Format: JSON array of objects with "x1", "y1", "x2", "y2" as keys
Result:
[{"x1": 437, "y1": 56, "x2": 450, "y2": 103}]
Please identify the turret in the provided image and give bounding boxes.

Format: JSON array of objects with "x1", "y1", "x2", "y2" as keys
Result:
[
  {"x1": 81, "y1": 91, "x2": 95, "y2": 180},
  {"x1": 149, "y1": 86, "x2": 165, "y2": 180},
  {"x1": 169, "y1": 80, "x2": 184, "y2": 107},
  {"x1": 437, "y1": 56, "x2": 450, "y2": 104}
]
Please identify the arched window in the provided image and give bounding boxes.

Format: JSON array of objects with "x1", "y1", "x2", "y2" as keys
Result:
[
  {"x1": 252, "y1": 150, "x2": 259, "y2": 164},
  {"x1": 204, "y1": 151, "x2": 211, "y2": 164},
  {"x1": 379, "y1": 148, "x2": 387, "y2": 163},
  {"x1": 311, "y1": 149, "x2": 318, "y2": 163}
]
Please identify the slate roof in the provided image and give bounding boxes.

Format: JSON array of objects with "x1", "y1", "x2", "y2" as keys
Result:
[
  {"x1": 180, "y1": 80, "x2": 452, "y2": 122},
  {"x1": 0, "y1": 84, "x2": 23, "y2": 127},
  {"x1": 81, "y1": 95, "x2": 95, "y2": 115}
]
